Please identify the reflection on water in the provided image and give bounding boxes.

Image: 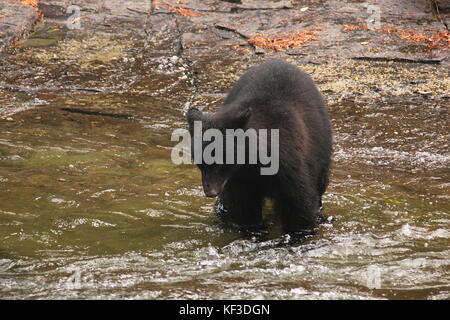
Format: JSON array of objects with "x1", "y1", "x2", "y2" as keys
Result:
[{"x1": 0, "y1": 31, "x2": 449, "y2": 300}]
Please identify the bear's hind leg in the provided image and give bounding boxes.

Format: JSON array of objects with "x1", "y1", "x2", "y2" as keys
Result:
[
  {"x1": 274, "y1": 198, "x2": 318, "y2": 236},
  {"x1": 272, "y1": 177, "x2": 320, "y2": 235}
]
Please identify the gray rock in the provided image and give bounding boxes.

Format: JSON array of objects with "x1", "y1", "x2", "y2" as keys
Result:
[{"x1": 0, "y1": 0, "x2": 40, "y2": 53}]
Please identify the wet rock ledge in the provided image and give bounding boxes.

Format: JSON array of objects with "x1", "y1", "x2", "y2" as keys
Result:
[
  {"x1": 0, "y1": 0, "x2": 40, "y2": 53},
  {"x1": 0, "y1": 0, "x2": 448, "y2": 119},
  {"x1": 1, "y1": 0, "x2": 449, "y2": 61}
]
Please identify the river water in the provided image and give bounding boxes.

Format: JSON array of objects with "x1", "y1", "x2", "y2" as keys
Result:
[{"x1": 0, "y1": 28, "x2": 449, "y2": 299}]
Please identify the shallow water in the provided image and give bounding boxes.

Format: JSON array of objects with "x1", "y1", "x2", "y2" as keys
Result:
[{"x1": 0, "y1": 28, "x2": 449, "y2": 300}]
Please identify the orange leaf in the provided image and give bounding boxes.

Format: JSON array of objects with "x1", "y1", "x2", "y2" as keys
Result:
[
  {"x1": 248, "y1": 30, "x2": 319, "y2": 51},
  {"x1": 342, "y1": 24, "x2": 450, "y2": 49},
  {"x1": 10, "y1": 0, "x2": 39, "y2": 7},
  {"x1": 169, "y1": 7, "x2": 203, "y2": 17}
]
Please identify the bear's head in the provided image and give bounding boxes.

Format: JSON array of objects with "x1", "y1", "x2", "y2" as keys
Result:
[{"x1": 186, "y1": 106, "x2": 252, "y2": 197}]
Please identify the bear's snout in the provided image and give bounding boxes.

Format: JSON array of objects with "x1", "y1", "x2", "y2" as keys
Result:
[
  {"x1": 204, "y1": 189, "x2": 219, "y2": 198},
  {"x1": 203, "y1": 181, "x2": 224, "y2": 198},
  {"x1": 202, "y1": 173, "x2": 228, "y2": 198}
]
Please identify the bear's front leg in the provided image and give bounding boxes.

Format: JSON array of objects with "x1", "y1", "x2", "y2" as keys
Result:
[{"x1": 214, "y1": 177, "x2": 264, "y2": 230}]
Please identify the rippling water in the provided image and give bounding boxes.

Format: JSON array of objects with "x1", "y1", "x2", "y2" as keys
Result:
[{"x1": 0, "y1": 31, "x2": 449, "y2": 299}]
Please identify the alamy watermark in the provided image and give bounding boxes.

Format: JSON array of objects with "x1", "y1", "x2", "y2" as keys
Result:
[
  {"x1": 171, "y1": 121, "x2": 280, "y2": 175},
  {"x1": 365, "y1": 265, "x2": 382, "y2": 289},
  {"x1": 65, "y1": 267, "x2": 94, "y2": 289},
  {"x1": 367, "y1": 4, "x2": 381, "y2": 29},
  {"x1": 67, "y1": 5, "x2": 82, "y2": 30}
]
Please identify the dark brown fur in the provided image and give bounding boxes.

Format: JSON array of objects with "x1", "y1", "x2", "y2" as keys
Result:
[{"x1": 187, "y1": 59, "x2": 332, "y2": 234}]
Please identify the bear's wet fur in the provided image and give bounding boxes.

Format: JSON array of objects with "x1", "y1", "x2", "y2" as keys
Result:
[{"x1": 187, "y1": 59, "x2": 332, "y2": 235}]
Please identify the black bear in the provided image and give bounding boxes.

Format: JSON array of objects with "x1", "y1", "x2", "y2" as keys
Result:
[{"x1": 186, "y1": 59, "x2": 332, "y2": 235}]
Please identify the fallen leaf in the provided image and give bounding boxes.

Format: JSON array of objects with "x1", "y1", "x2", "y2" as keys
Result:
[
  {"x1": 343, "y1": 24, "x2": 450, "y2": 49},
  {"x1": 11, "y1": 0, "x2": 39, "y2": 8},
  {"x1": 248, "y1": 30, "x2": 318, "y2": 51},
  {"x1": 169, "y1": 7, "x2": 203, "y2": 17}
]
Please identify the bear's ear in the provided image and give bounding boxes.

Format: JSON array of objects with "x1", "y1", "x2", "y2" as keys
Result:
[
  {"x1": 186, "y1": 107, "x2": 203, "y2": 129},
  {"x1": 216, "y1": 106, "x2": 252, "y2": 129}
]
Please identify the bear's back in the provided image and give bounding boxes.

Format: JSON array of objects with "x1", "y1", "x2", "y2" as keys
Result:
[{"x1": 223, "y1": 59, "x2": 321, "y2": 111}]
